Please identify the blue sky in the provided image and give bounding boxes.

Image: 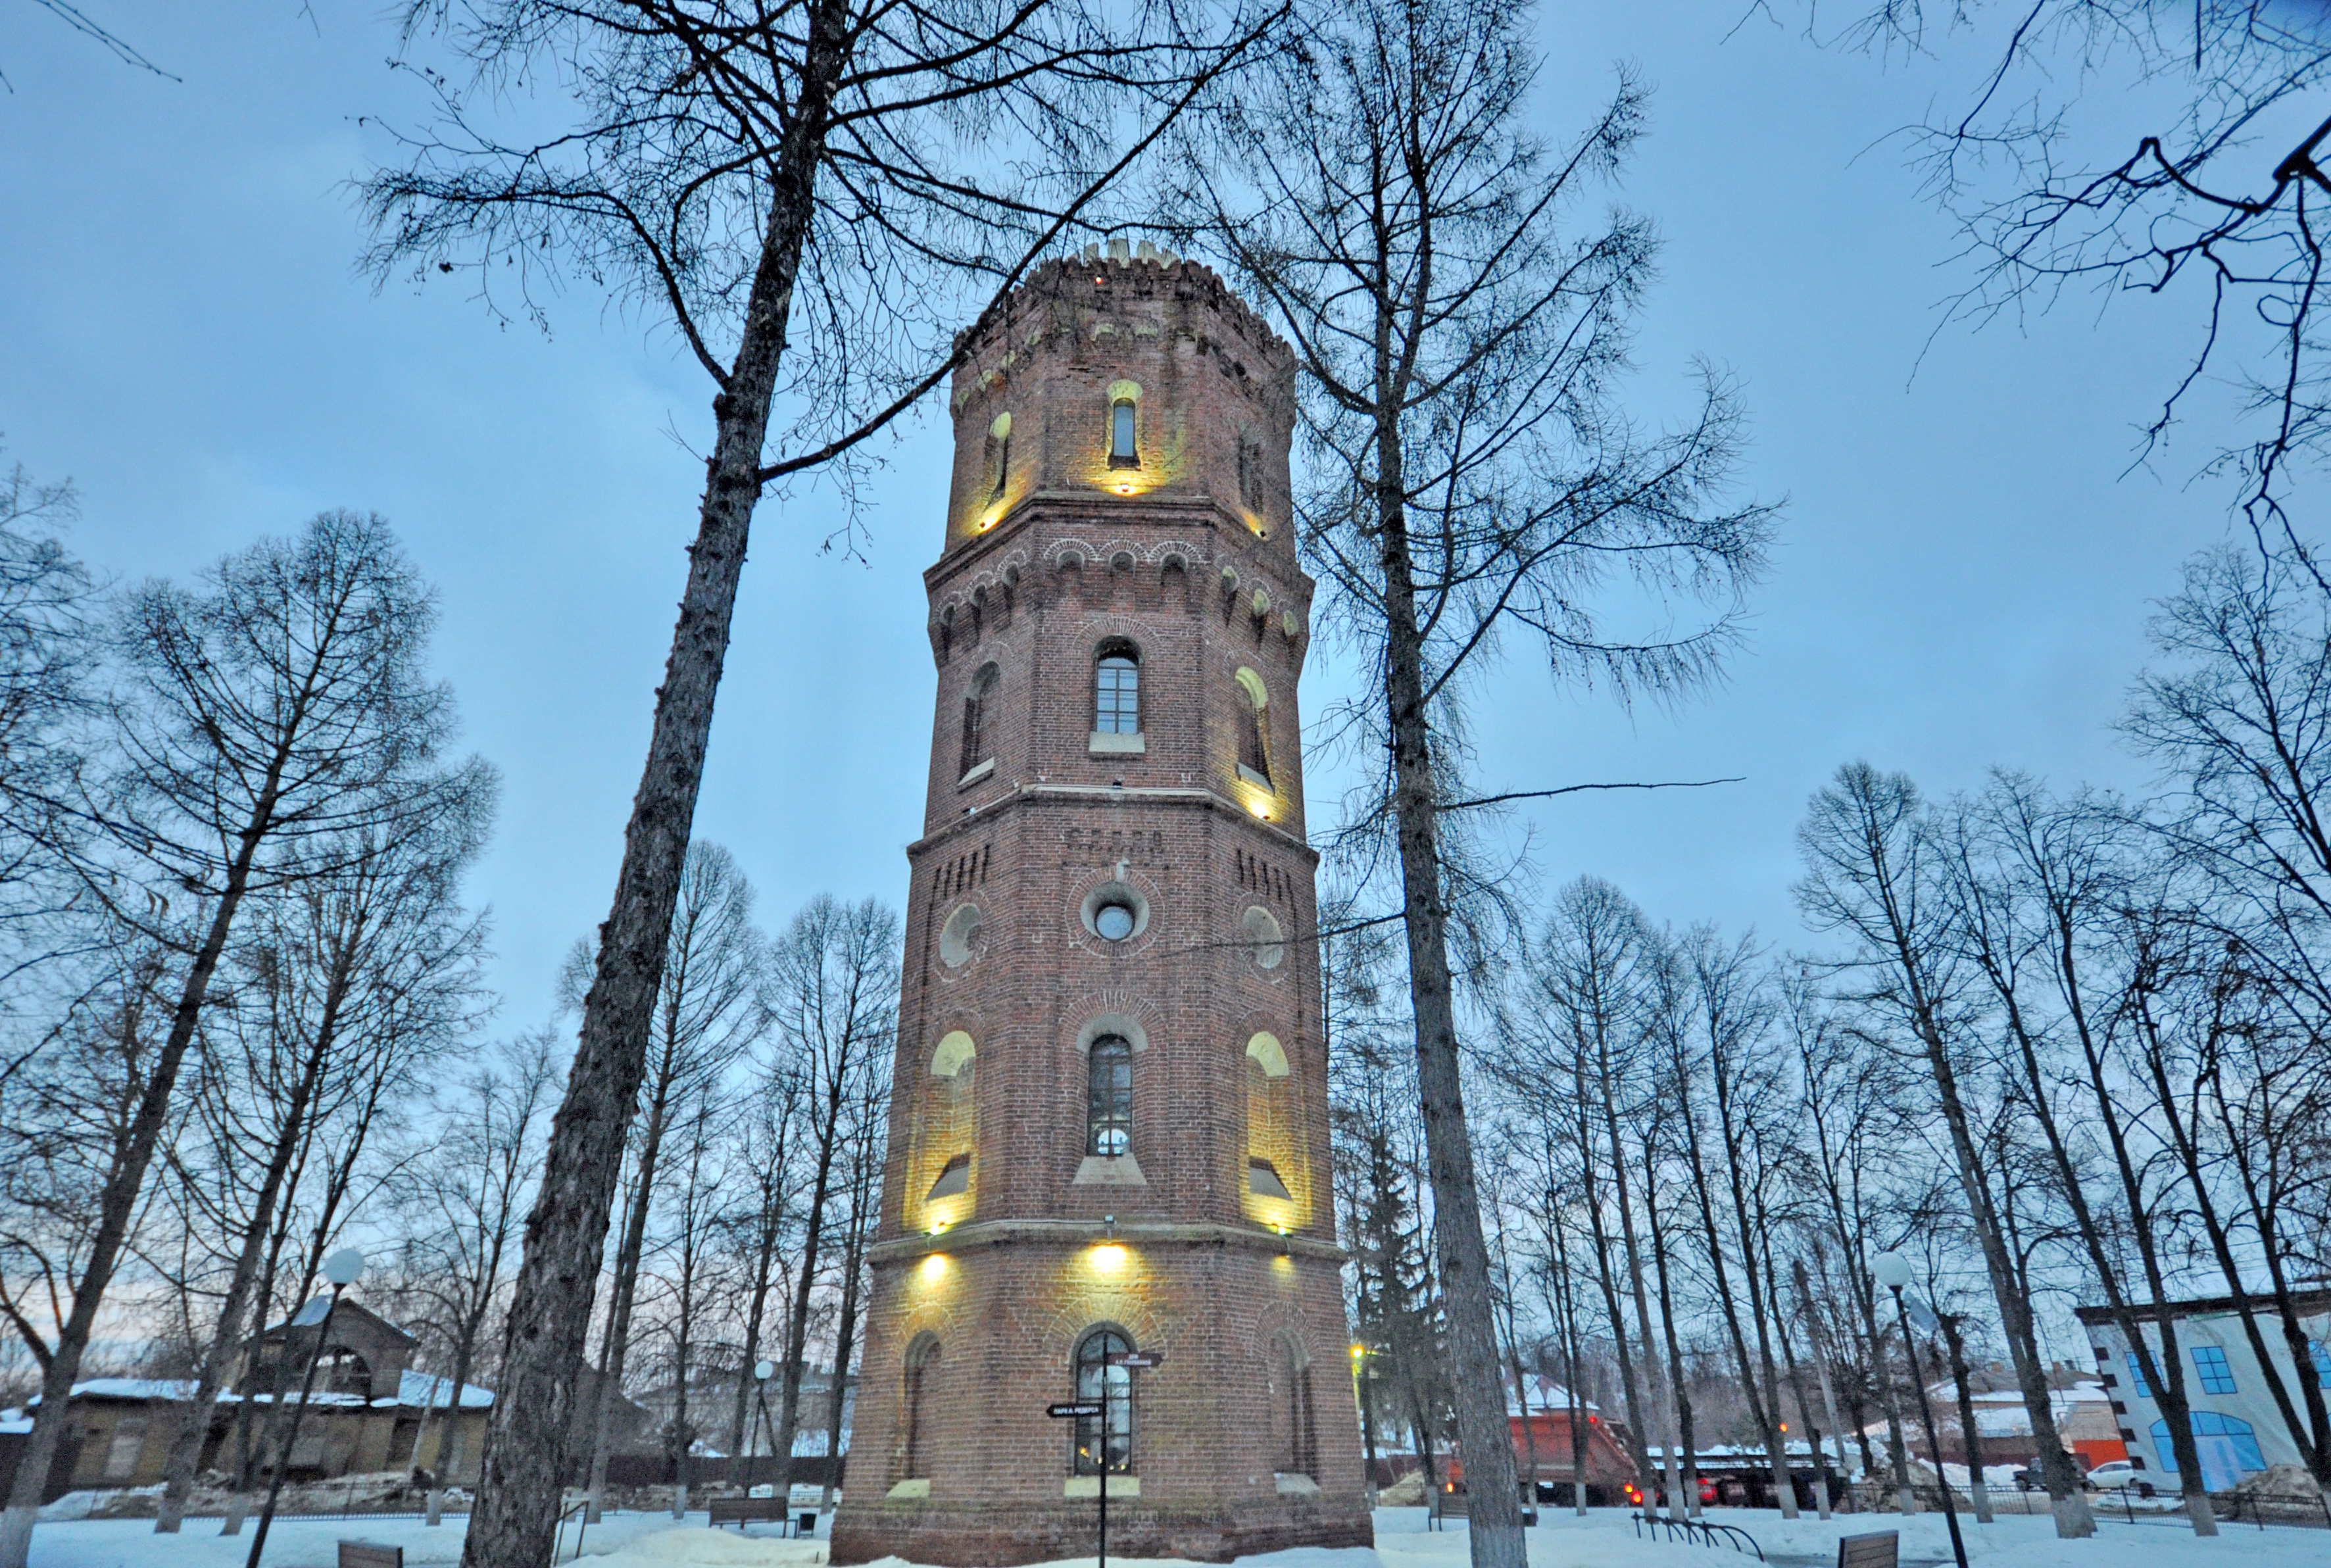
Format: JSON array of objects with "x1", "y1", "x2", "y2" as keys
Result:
[{"x1": 0, "y1": 3, "x2": 2269, "y2": 1031}]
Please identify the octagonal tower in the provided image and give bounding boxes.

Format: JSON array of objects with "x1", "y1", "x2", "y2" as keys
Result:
[{"x1": 827, "y1": 243, "x2": 1372, "y2": 1564}]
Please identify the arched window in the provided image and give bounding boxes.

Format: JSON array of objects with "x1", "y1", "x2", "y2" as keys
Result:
[
  {"x1": 960, "y1": 663, "x2": 999, "y2": 779},
  {"x1": 1072, "y1": 1328, "x2": 1134, "y2": 1474},
  {"x1": 1281, "y1": 1335, "x2": 1317, "y2": 1478},
  {"x1": 1088, "y1": 1035, "x2": 1132, "y2": 1156},
  {"x1": 1095, "y1": 644, "x2": 1140, "y2": 734},
  {"x1": 904, "y1": 1335, "x2": 942, "y2": 1479},
  {"x1": 1235, "y1": 668, "x2": 1271, "y2": 786},
  {"x1": 989, "y1": 412, "x2": 1012, "y2": 497},
  {"x1": 2149, "y1": 1411, "x2": 2266, "y2": 1478},
  {"x1": 1110, "y1": 400, "x2": 1138, "y2": 467}
]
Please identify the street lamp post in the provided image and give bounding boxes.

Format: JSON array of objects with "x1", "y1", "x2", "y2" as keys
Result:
[
  {"x1": 245, "y1": 1248, "x2": 365, "y2": 1568},
  {"x1": 753, "y1": 1360, "x2": 777, "y2": 1477},
  {"x1": 1872, "y1": 1252, "x2": 1968, "y2": 1568},
  {"x1": 1349, "y1": 1346, "x2": 1378, "y2": 1506}
]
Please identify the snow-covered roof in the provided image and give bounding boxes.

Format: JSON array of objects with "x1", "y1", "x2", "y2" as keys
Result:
[
  {"x1": 1508, "y1": 1373, "x2": 1596, "y2": 1416},
  {"x1": 0, "y1": 1413, "x2": 30, "y2": 1434},
  {"x1": 33, "y1": 1370, "x2": 493, "y2": 1411},
  {"x1": 66, "y1": 1379, "x2": 200, "y2": 1402},
  {"x1": 389, "y1": 1370, "x2": 493, "y2": 1409}
]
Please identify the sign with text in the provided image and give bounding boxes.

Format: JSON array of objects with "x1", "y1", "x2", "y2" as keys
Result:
[
  {"x1": 1046, "y1": 1402, "x2": 1104, "y2": 1419},
  {"x1": 1110, "y1": 1350, "x2": 1165, "y2": 1369}
]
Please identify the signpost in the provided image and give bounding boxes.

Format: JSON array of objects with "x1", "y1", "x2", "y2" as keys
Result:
[{"x1": 1046, "y1": 1347, "x2": 1162, "y2": 1568}]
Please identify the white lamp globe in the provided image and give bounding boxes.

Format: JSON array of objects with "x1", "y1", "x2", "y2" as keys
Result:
[
  {"x1": 1870, "y1": 1250, "x2": 1913, "y2": 1290},
  {"x1": 755, "y1": 1360, "x2": 775, "y2": 1382},
  {"x1": 322, "y1": 1248, "x2": 366, "y2": 1288}
]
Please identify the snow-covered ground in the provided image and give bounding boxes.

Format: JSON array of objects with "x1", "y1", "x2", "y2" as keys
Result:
[{"x1": 20, "y1": 1503, "x2": 2324, "y2": 1568}]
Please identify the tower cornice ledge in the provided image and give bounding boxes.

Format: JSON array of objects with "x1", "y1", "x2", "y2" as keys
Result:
[
  {"x1": 869, "y1": 1217, "x2": 1348, "y2": 1267},
  {"x1": 910, "y1": 783, "x2": 1321, "y2": 863}
]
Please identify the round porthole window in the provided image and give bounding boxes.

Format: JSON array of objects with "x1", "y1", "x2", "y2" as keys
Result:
[
  {"x1": 1079, "y1": 879, "x2": 1151, "y2": 944},
  {"x1": 938, "y1": 903, "x2": 985, "y2": 969}
]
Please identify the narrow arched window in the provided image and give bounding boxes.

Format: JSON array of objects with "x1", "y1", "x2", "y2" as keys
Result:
[
  {"x1": 1072, "y1": 1327, "x2": 1134, "y2": 1475},
  {"x1": 1283, "y1": 1337, "x2": 1317, "y2": 1477},
  {"x1": 1235, "y1": 668, "x2": 1271, "y2": 786},
  {"x1": 960, "y1": 663, "x2": 999, "y2": 779},
  {"x1": 1094, "y1": 644, "x2": 1140, "y2": 733},
  {"x1": 1087, "y1": 1035, "x2": 1132, "y2": 1156},
  {"x1": 904, "y1": 1336, "x2": 941, "y2": 1479},
  {"x1": 989, "y1": 412, "x2": 1012, "y2": 497},
  {"x1": 1110, "y1": 399, "x2": 1138, "y2": 466}
]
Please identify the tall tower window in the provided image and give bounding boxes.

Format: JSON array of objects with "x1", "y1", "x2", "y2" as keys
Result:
[
  {"x1": 904, "y1": 1335, "x2": 941, "y2": 1479},
  {"x1": 1110, "y1": 400, "x2": 1138, "y2": 466},
  {"x1": 961, "y1": 662, "x2": 999, "y2": 779},
  {"x1": 1071, "y1": 1328, "x2": 1134, "y2": 1474},
  {"x1": 1087, "y1": 1035, "x2": 1133, "y2": 1156},
  {"x1": 1095, "y1": 644, "x2": 1141, "y2": 733},
  {"x1": 1235, "y1": 667, "x2": 1271, "y2": 786},
  {"x1": 1281, "y1": 1336, "x2": 1317, "y2": 1478},
  {"x1": 989, "y1": 412, "x2": 1012, "y2": 497}
]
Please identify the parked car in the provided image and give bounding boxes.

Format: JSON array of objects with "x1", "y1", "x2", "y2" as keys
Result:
[{"x1": 2082, "y1": 1461, "x2": 2157, "y2": 1499}]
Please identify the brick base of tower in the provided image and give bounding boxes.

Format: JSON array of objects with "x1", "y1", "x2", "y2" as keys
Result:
[{"x1": 831, "y1": 1235, "x2": 1373, "y2": 1566}]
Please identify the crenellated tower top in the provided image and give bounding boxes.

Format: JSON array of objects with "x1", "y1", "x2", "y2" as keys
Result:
[{"x1": 940, "y1": 244, "x2": 1299, "y2": 569}]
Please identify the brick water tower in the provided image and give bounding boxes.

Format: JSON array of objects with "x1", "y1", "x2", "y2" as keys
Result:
[{"x1": 827, "y1": 243, "x2": 1372, "y2": 1564}]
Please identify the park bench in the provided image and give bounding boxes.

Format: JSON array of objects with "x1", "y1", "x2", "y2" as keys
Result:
[
  {"x1": 1837, "y1": 1530, "x2": 1898, "y2": 1568},
  {"x1": 707, "y1": 1494, "x2": 790, "y2": 1531},
  {"x1": 1427, "y1": 1486, "x2": 1469, "y2": 1529},
  {"x1": 338, "y1": 1544, "x2": 402, "y2": 1568}
]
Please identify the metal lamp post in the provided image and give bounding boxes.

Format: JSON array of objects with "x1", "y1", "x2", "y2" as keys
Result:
[
  {"x1": 246, "y1": 1247, "x2": 365, "y2": 1568},
  {"x1": 1873, "y1": 1252, "x2": 1967, "y2": 1568}
]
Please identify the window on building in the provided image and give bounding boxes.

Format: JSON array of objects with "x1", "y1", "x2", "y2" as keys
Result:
[
  {"x1": 1283, "y1": 1336, "x2": 1317, "y2": 1478},
  {"x1": 905, "y1": 1336, "x2": 941, "y2": 1479},
  {"x1": 1095, "y1": 645, "x2": 1140, "y2": 733},
  {"x1": 1072, "y1": 1329, "x2": 1134, "y2": 1474},
  {"x1": 1088, "y1": 1036, "x2": 1132, "y2": 1156},
  {"x1": 1235, "y1": 668, "x2": 1271, "y2": 787},
  {"x1": 2150, "y1": 1411, "x2": 2267, "y2": 1476},
  {"x1": 2193, "y1": 1344, "x2": 2237, "y2": 1395},
  {"x1": 989, "y1": 412, "x2": 1012, "y2": 497},
  {"x1": 1110, "y1": 400, "x2": 1138, "y2": 467},
  {"x1": 2126, "y1": 1353, "x2": 2153, "y2": 1398},
  {"x1": 960, "y1": 663, "x2": 999, "y2": 779},
  {"x1": 2313, "y1": 1339, "x2": 2331, "y2": 1391},
  {"x1": 103, "y1": 1414, "x2": 148, "y2": 1481}
]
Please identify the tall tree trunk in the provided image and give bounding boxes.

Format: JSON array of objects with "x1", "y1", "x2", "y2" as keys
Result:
[
  {"x1": 770, "y1": 1119, "x2": 839, "y2": 1494},
  {"x1": 1644, "y1": 1175, "x2": 1698, "y2": 1518},
  {"x1": 456, "y1": 8, "x2": 850, "y2": 1564},
  {"x1": 1772, "y1": 1273, "x2": 1830, "y2": 1519},
  {"x1": 1975, "y1": 897, "x2": 2217, "y2": 1531},
  {"x1": 585, "y1": 1141, "x2": 663, "y2": 1524},
  {"x1": 1377, "y1": 415, "x2": 1523, "y2": 1563},
  {"x1": 1571, "y1": 1052, "x2": 1652, "y2": 1502},
  {"x1": 1876, "y1": 896, "x2": 2094, "y2": 1534}
]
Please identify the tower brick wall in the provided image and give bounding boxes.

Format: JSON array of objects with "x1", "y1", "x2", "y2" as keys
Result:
[{"x1": 828, "y1": 246, "x2": 1371, "y2": 1565}]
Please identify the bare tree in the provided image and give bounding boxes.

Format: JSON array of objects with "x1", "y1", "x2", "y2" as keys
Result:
[
  {"x1": 0, "y1": 512, "x2": 490, "y2": 1568},
  {"x1": 1796, "y1": 2, "x2": 2331, "y2": 537},
  {"x1": 760, "y1": 894, "x2": 896, "y2": 1498},
  {"x1": 719, "y1": 1052, "x2": 805, "y2": 1458},
  {"x1": 358, "y1": 5, "x2": 1269, "y2": 1551},
  {"x1": 0, "y1": 447, "x2": 95, "y2": 1022},
  {"x1": 149, "y1": 798, "x2": 493, "y2": 1532},
  {"x1": 385, "y1": 1031, "x2": 559, "y2": 1518},
  {"x1": 1177, "y1": 0, "x2": 1771, "y2": 1551},
  {"x1": 1796, "y1": 762, "x2": 2098, "y2": 1536}
]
